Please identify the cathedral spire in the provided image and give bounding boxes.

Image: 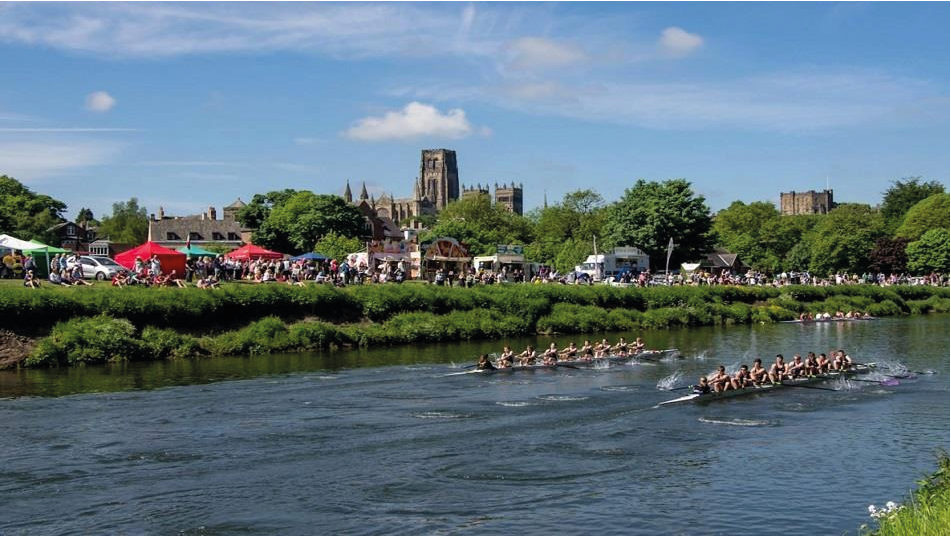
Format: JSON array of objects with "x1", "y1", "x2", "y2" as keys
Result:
[
  {"x1": 543, "y1": 190, "x2": 548, "y2": 209},
  {"x1": 360, "y1": 181, "x2": 369, "y2": 201},
  {"x1": 344, "y1": 180, "x2": 352, "y2": 203}
]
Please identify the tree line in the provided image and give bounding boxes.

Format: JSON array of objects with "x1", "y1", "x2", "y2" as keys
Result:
[{"x1": 1, "y1": 173, "x2": 947, "y2": 276}]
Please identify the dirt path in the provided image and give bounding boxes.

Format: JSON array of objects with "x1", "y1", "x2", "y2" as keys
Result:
[{"x1": 0, "y1": 330, "x2": 36, "y2": 369}]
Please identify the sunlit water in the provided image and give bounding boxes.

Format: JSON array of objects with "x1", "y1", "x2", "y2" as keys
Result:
[{"x1": 1, "y1": 315, "x2": 947, "y2": 535}]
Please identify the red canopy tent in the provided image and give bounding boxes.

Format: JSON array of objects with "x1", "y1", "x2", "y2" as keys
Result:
[
  {"x1": 225, "y1": 244, "x2": 284, "y2": 261},
  {"x1": 114, "y1": 241, "x2": 187, "y2": 278}
]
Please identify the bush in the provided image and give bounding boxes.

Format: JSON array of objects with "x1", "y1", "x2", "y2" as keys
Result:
[{"x1": 27, "y1": 315, "x2": 141, "y2": 366}]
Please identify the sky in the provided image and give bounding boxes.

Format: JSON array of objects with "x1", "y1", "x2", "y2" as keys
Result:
[{"x1": 0, "y1": 1, "x2": 947, "y2": 222}]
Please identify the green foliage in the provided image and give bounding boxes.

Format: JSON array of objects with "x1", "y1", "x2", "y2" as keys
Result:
[
  {"x1": 313, "y1": 231, "x2": 365, "y2": 262},
  {"x1": 869, "y1": 237, "x2": 910, "y2": 275},
  {"x1": 528, "y1": 189, "x2": 606, "y2": 272},
  {"x1": 881, "y1": 177, "x2": 946, "y2": 234},
  {"x1": 422, "y1": 195, "x2": 534, "y2": 256},
  {"x1": 27, "y1": 315, "x2": 140, "y2": 366},
  {"x1": 251, "y1": 191, "x2": 366, "y2": 254},
  {"x1": 861, "y1": 453, "x2": 949, "y2": 536},
  {"x1": 0, "y1": 175, "x2": 68, "y2": 245},
  {"x1": 713, "y1": 201, "x2": 783, "y2": 272},
  {"x1": 809, "y1": 204, "x2": 885, "y2": 276},
  {"x1": 603, "y1": 179, "x2": 715, "y2": 270},
  {"x1": 75, "y1": 207, "x2": 99, "y2": 226},
  {"x1": 906, "y1": 229, "x2": 950, "y2": 275},
  {"x1": 96, "y1": 198, "x2": 149, "y2": 245},
  {"x1": 895, "y1": 193, "x2": 950, "y2": 241}
]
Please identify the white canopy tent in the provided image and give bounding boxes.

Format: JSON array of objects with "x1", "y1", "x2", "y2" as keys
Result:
[{"x1": 0, "y1": 234, "x2": 58, "y2": 278}]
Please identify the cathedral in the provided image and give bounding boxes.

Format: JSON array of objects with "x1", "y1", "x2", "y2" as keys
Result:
[{"x1": 344, "y1": 149, "x2": 459, "y2": 225}]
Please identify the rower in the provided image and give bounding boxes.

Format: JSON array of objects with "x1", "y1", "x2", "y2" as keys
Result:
[
  {"x1": 497, "y1": 346, "x2": 515, "y2": 368},
  {"x1": 768, "y1": 354, "x2": 787, "y2": 384},
  {"x1": 560, "y1": 341, "x2": 578, "y2": 359},
  {"x1": 693, "y1": 376, "x2": 711, "y2": 395},
  {"x1": 804, "y1": 352, "x2": 819, "y2": 376},
  {"x1": 476, "y1": 354, "x2": 496, "y2": 371},
  {"x1": 517, "y1": 345, "x2": 537, "y2": 366},
  {"x1": 594, "y1": 338, "x2": 611, "y2": 358},
  {"x1": 732, "y1": 364, "x2": 753, "y2": 390},
  {"x1": 749, "y1": 358, "x2": 768, "y2": 384},
  {"x1": 830, "y1": 351, "x2": 844, "y2": 371},
  {"x1": 816, "y1": 352, "x2": 830, "y2": 373},
  {"x1": 541, "y1": 343, "x2": 559, "y2": 365},
  {"x1": 709, "y1": 366, "x2": 732, "y2": 393},
  {"x1": 612, "y1": 337, "x2": 629, "y2": 357},
  {"x1": 786, "y1": 354, "x2": 806, "y2": 378},
  {"x1": 633, "y1": 337, "x2": 646, "y2": 354},
  {"x1": 580, "y1": 340, "x2": 594, "y2": 361},
  {"x1": 837, "y1": 350, "x2": 853, "y2": 370}
]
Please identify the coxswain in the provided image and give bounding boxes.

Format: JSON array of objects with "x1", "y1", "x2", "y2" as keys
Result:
[
  {"x1": 768, "y1": 354, "x2": 787, "y2": 384},
  {"x1": 517, "y1": 345, "x2": 537, "y2": 366},
  {"x1": 693, "y1": 376, "x2": 711, "y2": 394},
  {"x1": 786, "y1": 354, "x2": 806, "y2": 378},
  {"x1": 476, "y1": 354, "x2": 496, "y2": 371},
  {"x1": 732, "y1": 364, "x2": 753, "y2": 390},
  {"x1": 749, "y1": 358, "x2": 768, "y2": 384},
  {"x1": 709, "y1": 366, "x2": 732, "y2": 393}
]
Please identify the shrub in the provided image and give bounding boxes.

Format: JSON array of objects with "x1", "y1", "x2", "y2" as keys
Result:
[{"x1": 27, "y1": 315, "x2": 141, "y2": 366}]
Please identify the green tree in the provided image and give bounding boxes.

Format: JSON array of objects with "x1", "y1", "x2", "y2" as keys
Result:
[
  {"x1": 712, "y1": 201, "x2": 782, "y2": 272},
  {"x1": 808, "y1": 204, "x2": 885, "y2": 275},
  {"x1": 253, "y1": 191, "x2": 366, "y2": 254},
  {"x1": 602, "y1": 179, "x2": 714, "y2": 270},
  {"x1": 75, "y1": 208, "x2": 99, "y2": 226},
  {"x1": 868, "y1": 237, "x2": 910, "y2": 275},
  {"x1": 0, "y1": 175, "x2": 68, "y2": 244},
  {"x1": 906, "y1": 228, "x2": 950, "y2": 275},
  {"x1": 236, "y1": 189, "x2": 299, "y2": 230},
  {"x1": 313, "y1": 231, "x2": 365, "y2": 262},
  {"x1": 894, "y1": 193, "x2": 950, "y2": 241},
  {"x1": 97, "y1": 198, "x2": 149, "y2": 244},
  {"x1": 881, "y1": 177, "x2": 946, "y2": 234},
  {"x1": 422, "y1": 194, "x2": 534, "y2": 256},
  {"x1": 527, "y1": 189, "x2": 606, "y2": 272}
]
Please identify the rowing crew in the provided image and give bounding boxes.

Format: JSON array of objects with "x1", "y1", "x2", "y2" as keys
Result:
[
  {"x1": 798, "y1": 311, "x2": 872, "y2": 321},
  {"x1": 695, "y1": 351, "x2": 854, "y2": 394},
  {"x1": 476, "y1": 337, "x2": 649, "y2": 370}
]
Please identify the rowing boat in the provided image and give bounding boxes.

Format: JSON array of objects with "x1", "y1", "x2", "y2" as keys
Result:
[
  {"x1": 779, "y1": 317, "x2": 876, "y2": 324},
  {"x1": 445, "y1": 348, "x2": 681, "y2": 376},
  {"x1": 656, "y1": 364, "x2": 873, "y2": 406}
]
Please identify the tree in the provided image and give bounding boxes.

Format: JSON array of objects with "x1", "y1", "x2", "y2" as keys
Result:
[
  {"x1": 527, "y1": 189, "x2": 606, "y2": 272},
  {"x1": 313, "y1": 231, "x2": 365, "y2": 262},
  {"x1": 250, "y1": 191, "x2": 365, "y2": 254},
  {"x1": 236, "y1": 189, "x2": 299, "y2": 230},
  {"x1": 906, "y1": 228, "x2": 950, "y2": 275},
  {"x1": 713, "y1": 201, "x2": 783, "y2": 272},
  {"x1": 894, "y1": 193, "x2": 950, "y2": 241},
  {"x1": 421, "y1": 194, "x2": 534, "y2": 256},
  {"x1": 808, "y1": 204, "x2": 885, "y2": 275},
  {"x1": 75, "y1": 208, "x2": 99, "y2": 226},
  {"x1": 602, "y1": 179, "x2": 714, "y2": 270},
  {"x1": 868, "y1": 237, "x2": 910, "y2": 275},
  {"x1": 881, "y1": 177, "x2": 946, "y2": 233},
  {"x1": 97, "y1": 198, "x2": 149, "y2": 244},
  {"x1": 0, "y1": 175, "x2": 68, "y2": 244}
]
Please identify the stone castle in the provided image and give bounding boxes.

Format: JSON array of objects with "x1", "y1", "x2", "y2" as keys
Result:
[{"x1": 780, "y1": 189, "x2": 835, "y2": 215}]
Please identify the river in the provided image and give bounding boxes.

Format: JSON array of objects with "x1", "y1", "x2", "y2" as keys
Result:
[{"x1": 2, "y1": 315, "x2": 947, "y2": 535}]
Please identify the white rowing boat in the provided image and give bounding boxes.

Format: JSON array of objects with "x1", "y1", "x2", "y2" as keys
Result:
[
  {"x1": 445, "y1": 348, "x2": 680, "y2": 376},
  {"x1": 655, "y1": 364, "x2": 874, "y2": 406}
]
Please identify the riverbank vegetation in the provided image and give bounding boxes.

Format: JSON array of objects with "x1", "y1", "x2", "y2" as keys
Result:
[
  {"x1": 861, "y1": 453, "x2": 949, "y2": 536},
  {"x1": 2, "y1": 282, "x2": 946, "y2": 368}
]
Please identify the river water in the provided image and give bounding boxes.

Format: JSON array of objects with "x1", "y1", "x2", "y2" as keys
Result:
[{"x1": 2, "y1": 315, "x2": 947, "y2": 535}]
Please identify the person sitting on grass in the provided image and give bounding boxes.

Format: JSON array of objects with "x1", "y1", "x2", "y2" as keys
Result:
[
  {"x1": 169, "y1": 270, "x2": 187, "y2": 288},
  {"x1": 196, "y1": 275, "x2": 219, "y2": 289},
  {"x1": 24, "y1": 269, "x2": 42, "y2": 288},
  {"x1": 48, "y1": 268, "x2": 70, "y2": 286},
  {"x1": 112, "y1": 271, "x2": 129, "y2": 287},
  {"x1": 68, "y1": 265, "x2": 92, "y2": 286}
]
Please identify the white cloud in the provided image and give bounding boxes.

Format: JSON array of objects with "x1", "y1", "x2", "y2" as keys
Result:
[
  {"x1": 85, "y1": 91, "x2": 116, "y2": 112},
  {"x1": 344, "y1": 102, "x2": 473, "y2": 141},
  {"x1": 658, "y1": 27, "x2": 703, "y2": 57},
  {"x1": 506, "y1": 37, "x2": 586, "y2": 70},
  {"x1": 0, "y1": 140, "x2": 122, "y2": 180}
]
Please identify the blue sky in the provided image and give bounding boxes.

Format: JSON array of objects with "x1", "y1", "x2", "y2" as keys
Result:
[{"x1": 0, "y1": 2, "x2": 947, "y2": 221}]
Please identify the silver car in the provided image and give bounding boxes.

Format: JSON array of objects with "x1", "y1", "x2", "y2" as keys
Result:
[{"x1": 69, "y1": 255, "x2": 129, "y2": 280}]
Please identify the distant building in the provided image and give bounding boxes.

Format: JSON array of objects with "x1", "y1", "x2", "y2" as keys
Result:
[
  {"x1": 47, "y1": 221, "x2": 96, "y2": 252},
  {"x1": 148, "y1": 202, "x2": 251, "y2": 250},
  {"x1": 780, "y1": 189, "x2": 835, "y2": 215},
  {"x1": 460, "y1": 182, "x2": 524, "y2": 216}
]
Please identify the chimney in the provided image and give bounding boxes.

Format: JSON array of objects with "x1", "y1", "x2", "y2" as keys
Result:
[{"x1": 208, "y1": 206, "x2": 217, "y2": 220}]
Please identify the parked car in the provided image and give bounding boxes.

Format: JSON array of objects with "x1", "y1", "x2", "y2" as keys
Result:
[{"x1": 68, "y1": 255, "x2": 129, "y2": 280}]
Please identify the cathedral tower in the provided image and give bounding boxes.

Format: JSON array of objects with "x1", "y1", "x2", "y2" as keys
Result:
[{"x1": 417, "y1": 149, "x2": 459, "y2": 211}]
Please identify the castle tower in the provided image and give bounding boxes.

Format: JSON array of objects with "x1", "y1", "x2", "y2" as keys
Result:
[
  {"x1": 494, "y1": 181, "x2": 524, "y2": 215},
  {"x1": 418, "y1": 149, "x2": 459, "y2": 211}
]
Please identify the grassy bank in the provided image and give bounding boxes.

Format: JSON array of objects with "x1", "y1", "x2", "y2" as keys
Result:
[
  {"x1": 861, "y1": 454, "x2": 950, "y2": 536},
  {"x1": 0, "y1": 283, "x2": 946, "y2": 367}
]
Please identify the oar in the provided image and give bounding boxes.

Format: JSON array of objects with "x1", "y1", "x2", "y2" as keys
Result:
[
  {"x1": 662, "y1": 385, "x2": 695, "y2": 392},
  {"x1": 780, "y1": 382, "x2": 838, "y2": 391}
]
